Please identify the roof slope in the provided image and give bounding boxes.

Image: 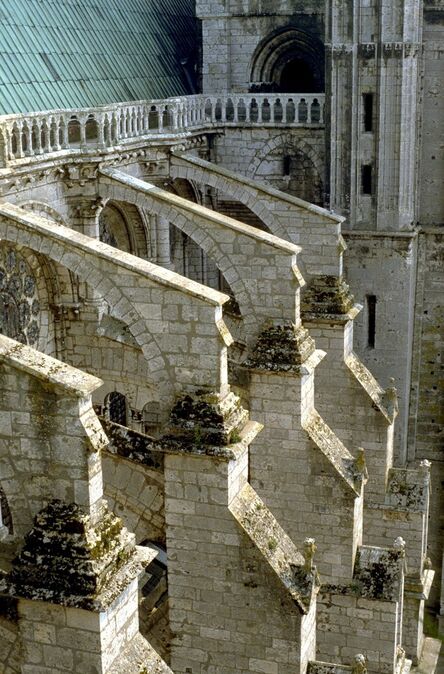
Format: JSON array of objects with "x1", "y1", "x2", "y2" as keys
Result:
[{"x1": 0, "y1": 0, "x2": 198, "y2": 115}]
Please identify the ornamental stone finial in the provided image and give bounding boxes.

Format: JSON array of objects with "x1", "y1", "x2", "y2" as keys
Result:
[
  {"x1": 393, "y1": 537, "x2": 406, "y2": 554},
  {"x1": 356, "y1": 447, "x2": 369, "y2": 483},
  {"x1": 303, "y1": 537, "x2": 317, "y2": 572},
  {"x1": 352, "y1": 654, "x2": 367, "y2": 674},
  {"x1": 383, "y1": 378, "x2": 399, "y2": 421},
  {"x1": 419, "y1": 459, "x2": 431, "y2": 472}
]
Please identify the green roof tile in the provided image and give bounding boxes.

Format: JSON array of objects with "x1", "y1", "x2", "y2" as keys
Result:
[{"x1": 0, "y1": 0, "x2": 198, "y2": 114}]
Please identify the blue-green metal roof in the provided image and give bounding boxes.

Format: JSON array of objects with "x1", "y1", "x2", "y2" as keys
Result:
[{"x1": 0, "y1": 0, "x2": 198, "y2": 114}]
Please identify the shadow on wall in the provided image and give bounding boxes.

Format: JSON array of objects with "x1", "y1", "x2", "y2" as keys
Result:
[{"x1": 249, "y1": 26, "x2": 325, "y2": 94}]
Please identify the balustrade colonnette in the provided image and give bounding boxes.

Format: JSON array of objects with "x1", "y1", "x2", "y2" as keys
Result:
[{"x1": 0, "y1": 93, "x2": 325, "y2": 164}]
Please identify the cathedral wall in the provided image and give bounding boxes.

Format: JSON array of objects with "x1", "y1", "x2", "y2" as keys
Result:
[
  {"x1": 17, "y1": 585, "x2": 140, "y2": 674},
  {"x1": 213, "y1": 127, "x2": 325, "y2": 203},
  {"x1": 317, "y1": 593, "x2": 400, "y2": 674},
  {"x1": 419, "y1": 5, "x2": 444, "y2": 225},
  {"x1": 2, "y1": 177, "x2": 70, "y2": 223},
  {"x1": 165, "y1": 449, "x2": 316, "y2": 674},
  {"x1": 62, "y1": 306, "x2": 156, "y2": 416},
  {"x1": 102, "y1": 454, "x2": 165, "y2": 545},
  {"x1": 198, "y1": 3, "x2": 324, "y2": 93},
  {"x1": 342, "y1": 233, "x2": 418, "y2": 464},
  {"x1": 0, "y1": 610, "x2": 20, "y2": 674},
  {"x1": 408, "y1": 230, "x2": 444, "y2": 608}
]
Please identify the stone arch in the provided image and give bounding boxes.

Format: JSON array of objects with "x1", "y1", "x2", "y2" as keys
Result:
[
  {"x1": 250, "y1": 26, "x2": 325, "y2": 93},
  {"x1": 102, "y1": 454, "x2": 165, "y2": 545},
  {"x1": 18, "y1": 200, "x2": 66, "y2": 226},
  {"x1": 169, "y1": 176, "x2": 201, "y2": 204},
  {"x1": 169, "y1": 161, "x2": 289, "y2": 241},
  {"x1": 98, "y1": 181, "x2": 257, "y2": 340},
  {"x1": 99, "y1": 200, "x2": 150, "y2": 258},
  {"x1": 166, "y1": 177, "x2": 224, "y2": 290},
  {"x1": 0, "y1": 215, "x2": 173, "y2": 398},
  {"x1": 249, "y1": 135, "x2": 324, "y2": 205}
]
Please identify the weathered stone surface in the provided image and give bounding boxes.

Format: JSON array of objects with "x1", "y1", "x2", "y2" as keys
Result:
[
  {"x1": 301, "y1": 275, "x2": 355, "y2": 318},
  {"x1": 4, "y1": 499, "x2": 135, "y2": 607},
  {"x1": 245, "y1": 322, "x2": 316, "y2": 371},
  {"x1": 0, "y1": 2, "x2": 442, "y2": 668}
]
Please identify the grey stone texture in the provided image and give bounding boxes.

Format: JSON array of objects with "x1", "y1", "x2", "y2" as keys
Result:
[{"x1": 0, "y1": 0, "x2": 443, "y2": 672}]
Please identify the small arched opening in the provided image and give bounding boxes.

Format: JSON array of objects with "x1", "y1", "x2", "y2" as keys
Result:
[
  {"x1": 85, "y1": 115, "x2": 98, "y2": 142},
  {"x1": 250, "y1": 27, "x2": 324, "y2": 94},
  {"x1": 106, "y1": 391, "x2": 128, "y2": 426},
  {"x1": 0, "y1": 485, "x2": 13, "y2": 539},
  {"x1": 67, "y1": 117, "x2": 81, "y2": 145},
  {"x1": 99, "y1": 201, "x2": 149, "y2": 257}
]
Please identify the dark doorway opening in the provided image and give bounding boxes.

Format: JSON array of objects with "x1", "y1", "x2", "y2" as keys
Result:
[{"x1": 279, "y1": 59, "x2": 318, "y2": 93}]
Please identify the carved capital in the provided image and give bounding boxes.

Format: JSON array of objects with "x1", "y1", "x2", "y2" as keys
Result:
[
  {"x1": 358, "y1": 43, "x2": 376, "y2": 60},
  {"x1": 382, "y1": 42, "x2": 404, "y2": 59},
  {"x1": 331, "y1": 43, "x2": 354, "y2": 59},
  {"x1": 63, "y1": 163, "x2": 99, "y2": 187},
  {"x1": 404, "y1": 43, "x2": 421, "y2": 58},
  {"x1": 73, "y1": 197, "x2": 105, "y2": 220}
]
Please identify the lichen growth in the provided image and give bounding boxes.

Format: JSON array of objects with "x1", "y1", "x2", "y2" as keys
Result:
[
  {"x1": 245, "y1": 322, "x2": 315, "y2": 372},
  {"x1": 268, "y1": 537, "x2": 277, "y2": 552},
  {"x1": 5, "y1": 499, "x2": 135, "y2": 605},
  {"x1": 301, "y1": 275, "x2": 355, "y2": 317}
]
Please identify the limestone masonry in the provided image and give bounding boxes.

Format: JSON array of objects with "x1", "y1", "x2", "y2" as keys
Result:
[{"x1": 0, "y1": 1, "x2": 443, "y2": 673}]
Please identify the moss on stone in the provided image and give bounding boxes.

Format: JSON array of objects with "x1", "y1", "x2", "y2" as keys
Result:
[
  {"x1": 245, "y1": 321, "x2": 315, "y2": 372},
  {"x1": 6, "y1": 499, "x2": 135, "y2": 605},
  {"x1": 301, "y1": 275, "x2": 355, "y2": 317}
]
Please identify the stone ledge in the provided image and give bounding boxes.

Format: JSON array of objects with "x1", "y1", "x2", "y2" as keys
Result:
[
  {"x1": 304, "y1": 411, "x2": 363, "y2": 496},
  {"x1": 100, "y1": 166, "x2": 303, "y2": 256},
  {"x1": 410, "y1": 637, "x2": 442, "y2": 674},
  {"x1": 171, "y1": 151, "x2": 345, "y2": 223},
  {"x1": 405, "y1": 569, "x2": 435, "y2": 600},
  {"x1": 101, "y1": 411, "x2": 263, "y2": 463},
  {"x1": 345, "y1": 353, "x2": 394, "y2": 422},
  {"x1": 100, "y1": 419, "x2": 164, "y2": 471},
  {"x1": 107, "y1": 632, "x2": 173, "y2": 674},
  {"x1": 0, "y1": 201, "x2": 229, "y2": 308},
  {"x1": 0, "y1": 334, "x2": 103, "y2": 399},
  {"x1": 229, "y1": 483, "x2": 318, "y2": 613}
]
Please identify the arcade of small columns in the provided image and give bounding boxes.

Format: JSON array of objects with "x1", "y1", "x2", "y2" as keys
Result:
[{"x1": 0, "y1": 138, "x2": 435, "y2": 674}]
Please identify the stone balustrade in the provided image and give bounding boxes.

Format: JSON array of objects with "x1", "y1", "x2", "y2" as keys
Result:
[{"x1": 0, "y1": 93, "x2": 325, "y2": 165}]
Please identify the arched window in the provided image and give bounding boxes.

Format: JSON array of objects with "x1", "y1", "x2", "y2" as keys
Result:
[
  {"x1": 0, "y1": 485, "x2": 13, "y2": 539},
  {"x1": 107, "y1": 391, "x2": 128, "y2": 426},
  {"x1": 250, "y1": 27, "x2": 324, "y2": 94}
]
